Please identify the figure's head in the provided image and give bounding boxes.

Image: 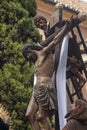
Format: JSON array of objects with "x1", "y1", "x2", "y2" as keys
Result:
[
  {"x1": 34, "y1": 15, "x2": 47, "y2": 30},
  {"x1": 22, "y1": 44, "x2": 37, "y2": 63}
]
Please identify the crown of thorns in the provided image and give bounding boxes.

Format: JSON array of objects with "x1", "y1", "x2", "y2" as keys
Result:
[{"x1": 22, "y1": 44, "x2": 43, "y2": 57}]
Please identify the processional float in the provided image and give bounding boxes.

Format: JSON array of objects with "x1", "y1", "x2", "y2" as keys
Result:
[{"x1": 34, "y1": 4, "x2": 87, "y2": 130}]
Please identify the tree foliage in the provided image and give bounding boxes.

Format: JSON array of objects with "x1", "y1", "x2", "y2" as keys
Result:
[{"x1": 0, "y1": 0, "x2": 41, "y2": 129}]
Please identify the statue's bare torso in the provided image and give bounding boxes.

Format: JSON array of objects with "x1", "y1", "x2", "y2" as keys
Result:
[{"x1": 34, "y1": 50, "x2": 54, "y2": 84}]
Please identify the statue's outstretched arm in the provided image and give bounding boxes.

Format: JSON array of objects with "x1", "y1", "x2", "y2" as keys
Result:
[
  {"x1": 42, "y1": 14, "x2": 87, "y2": 53},
  {"x1": 40, "y1": 13, "x2": 87, "y2": 47}
]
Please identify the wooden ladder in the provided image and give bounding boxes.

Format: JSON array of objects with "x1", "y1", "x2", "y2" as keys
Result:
[{"x1": 66, "y1": 25, "x2": 87, "y2": 103}]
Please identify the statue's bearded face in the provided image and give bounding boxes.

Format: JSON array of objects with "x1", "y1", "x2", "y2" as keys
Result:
[{"x1": 25, "y1": 50, "x2": 37, "y2": 63}]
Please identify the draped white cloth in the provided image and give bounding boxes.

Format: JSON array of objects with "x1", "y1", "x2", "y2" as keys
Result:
[
  {"x1": 56, "y1": 35, "x2": 69, "y2": 130},
  {"x1": 34, "y1": 74, "x2": 37, "y2": 85}
]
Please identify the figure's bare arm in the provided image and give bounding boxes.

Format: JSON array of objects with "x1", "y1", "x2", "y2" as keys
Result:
[
  {"x1": 43, "y1": 22, "x2": 69, "y2": 53},
  {"x1": 43, "y1": 13, "x2": 87, "y2": 53},
  {"x1": 41, "y1": 13, "x2": 86, "y2": 48}
]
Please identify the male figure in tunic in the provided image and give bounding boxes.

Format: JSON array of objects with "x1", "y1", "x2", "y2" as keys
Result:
[
  {"x1": 62, "y1": 99, "x2": 87, "y2": 130},
  {"x1": 22, "y1": 14, "x2": 86, "y2": 130}
]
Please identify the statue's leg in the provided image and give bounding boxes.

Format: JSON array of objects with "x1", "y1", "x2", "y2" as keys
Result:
[
  {"x1": 25, "y1": 95, "x2": 41, "y2": 130},
  {"x1": 42, "y1": 118, "x2": 52, "y2": 130},
  {"x1": 38, "y1": 107, "x2": 53, "y2": 130}
]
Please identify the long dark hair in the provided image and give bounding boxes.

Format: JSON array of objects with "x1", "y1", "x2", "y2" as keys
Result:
[{"x1": 22, "y1": 44, "x2": 43, "y2": 61}]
